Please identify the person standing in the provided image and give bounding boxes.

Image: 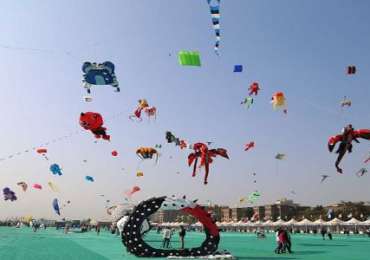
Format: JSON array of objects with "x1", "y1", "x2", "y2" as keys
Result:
[
  {"x1": 162, "y1": 228, "x2": 172, "y2": 248},
  {"x1": 179, "y1": 226, "x2": 186, "y2": 249}
]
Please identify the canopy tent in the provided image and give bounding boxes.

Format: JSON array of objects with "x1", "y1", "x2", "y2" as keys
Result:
[
  {"x1": 284, "y1": 218, "x2": 298, "y2": 226},
  {"x1": 314, "y1": 218, "x2": 327, "y2": 225},
  {"x1": 297, "y1": 218, "x2": 314, "y2": 226},
  {"x1": 272, "y1": 219, "x2": 286, "y2": 226},
  {"x1": 328, "y1": 218, "x2": 344, "y2": 225}
]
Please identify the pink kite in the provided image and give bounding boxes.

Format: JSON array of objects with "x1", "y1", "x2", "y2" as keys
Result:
[
  {"x1": 125, "y1": 186, "x2": 141, "y2": 197},
  {"x1": 33, "y1": 184, "x2": 42, "y2": 190}
]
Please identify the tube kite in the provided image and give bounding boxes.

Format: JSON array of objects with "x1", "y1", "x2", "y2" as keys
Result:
[
  {"x1": 347, "y1": 65, "x2": 356, "y2": 75},
  {"x1": 244, "y1": 142, "x2": 255, "y2": 152},
  {"x1": 79, "y1": 112, "x2": 110, "y2": 141},
  {"x1": 188, "y1": 143, "x2": 229, "y2": 185},
  {"x1": 48, "y1": 182, "x2": 59, "y2": 192},
  {"x1": 33, "y1": 184, "x2": 42, "y2": 190},
  {"x1": 207, "y1": 0, "x2": 221, "y2": 55},
  {"x1": 121, "y1": 196, "x2": 220, "y2": 257},
  {"x1": 328, "y1": 125, "x2": 370, "y2": 173},
  {"x1": 82, "y1": 61, "x2": 119, "y2": 94}
]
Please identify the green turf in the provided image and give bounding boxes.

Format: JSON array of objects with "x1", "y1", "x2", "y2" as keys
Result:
[{"x1": 0, "y1": 227, "x2": 369, "y2": 259}]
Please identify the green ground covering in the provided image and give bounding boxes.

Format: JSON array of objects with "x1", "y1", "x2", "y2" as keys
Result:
[{"x1": 0, "y1": 227, "x2": 369, "y2": 260}]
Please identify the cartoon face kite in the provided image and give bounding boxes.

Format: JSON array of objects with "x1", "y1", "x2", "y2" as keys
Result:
[
  {"x1": 129, "y1": 99, "x2": 157, "y2": 121},
  {"x1": 79, "y1": 112, "x2": 110, "y2": 141},
  {"x1": 241, "y1": 96, "x2": 253, "y2": 109},
  {"x1": 271, "y1": 92, "x2": 287, "y2": 114},
  {"x1": 82, "y1": 61, "x2": 119, "y2": 94}
]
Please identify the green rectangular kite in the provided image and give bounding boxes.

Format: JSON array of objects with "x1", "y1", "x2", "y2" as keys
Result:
[{"x1": 178, "y1": 51, "x2": 201, "y2": 66}]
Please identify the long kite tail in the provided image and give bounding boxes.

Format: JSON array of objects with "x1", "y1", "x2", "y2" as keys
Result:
[
  {"x1": 335, "y1": 149, "x2": 346, "y2": 174},
  {"x1": 192, "y1": 157, "x2": 198, "y2": 177}
]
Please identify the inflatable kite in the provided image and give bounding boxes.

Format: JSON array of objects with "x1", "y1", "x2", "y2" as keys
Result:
[
  {"x1": 347, "y1": 65, "x2": 356, "y2": 75},
  {"x1": 82, "y1": 61, "x2": 119, "y2": 94},
  {"x1": 328, "y1": 125, "x2": 370, "y2": 173},
  {"x1": 275, "y1": 153, "x2": 286, "y2": 160},
  {"x1": 3, "y1": 187, "x2": 17, "y2": 201},
  {"x1": 165, "y1": 131, "x2": 188, "y2": 149},
  {"x1": 48, "y1": 182, "x2": 59, "y2": 192},
  {"x1": 129, "y1": 99, "x2": 157, "y2": 121},
  {"x1": 50, "y1": 163, "x2": 62, "y2": 176},
  {"x1": 17, "y1": 182, "x2": 28, "y2": 192},
  {"x1": 83, "y1": 96, "x2": 93, "y2": 102},
  {"x1": 33, "y1": 184, "x2": 42, "y2": 190},
  {"x1": 365, "y1": 154, "x2": 370, "y2": 164},
  {"x1": 271, "y1": 92, "x2": 287, "y2": 114},
  {"x1": 125, "y1": 186, "x2": 141, "y2": 197},
  {"x1": 136, "y1": 147, "x2": 159, "y2": 163},
  {"x1": 85, "y1": 176, "x2": 94, "y2": 182},
  {"x1": 248, "y1": 191, "x2": 261, "y2": 204},
  {"x1": 233, "y1": 65, "x2": 243, "y2": 72},
  {"x1": 320, "y1": 175, "x2": 330, "y2": 183},
  {"x1": 207, "y1": 0, "x2": 221, "y2": 55},
  {"x1": 136, "y1": 171, "x2": 144, "y2": 177},
  {"x1": 121, "y1": 196, "x2": 220, "y2": 257},
  {"x1": 111, "y1": 150, "x2": 118, "y2": 157},
  {"x1": 178, "y1": 51, "x2": 201, "y2": 66},
  {"x1": 154, "y1": 144, "x2": 162, "y2": 149},
  {"x1": 241, "y1": 96, "x2": 253, "y2": 109},
  {"x1": 36, "y1": 148, "x2": 48, "y2": 160},
  {"x1": 52, "y1": 198, "x2": 60, "y2": 216},
  {"x1": 244, "y1": 142, "x2": 255, "y2": 151},
  {"x1": 340, "y1": 96, "x2": 352, "y2": 108},
  {"x1": 356, "y1": 168, "x2": 367, "y2": 177},
  {"x1": 79, "y1": 112, "x2": 110, "y2": 141},
  {"x1": 188, "y1": 143, "x2": 229, "y2": 185},
  {"x1": 248, "y1": 82, "x2": 260, "y2": 96}
]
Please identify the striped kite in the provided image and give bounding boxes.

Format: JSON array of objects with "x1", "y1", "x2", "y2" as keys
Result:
[{"x1": 207, "y1": 0, "x2": 221, "y2": 55}]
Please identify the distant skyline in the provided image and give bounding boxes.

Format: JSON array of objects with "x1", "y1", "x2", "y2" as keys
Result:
[{"x1": 0, "y1": 0, "x2": 369, "y2": 220}]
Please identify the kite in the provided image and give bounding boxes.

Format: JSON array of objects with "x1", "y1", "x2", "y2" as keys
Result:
[
  {"x1": 129, "y1": 99, "x2": 157, "y2": 121},
  {"x1": 111, "y1": 150, "x2": 118, "y2": 157},
  {"x1": 48, "y1": 182, "x2": 59, "y2": 192},
  {"x1": 340, "y1": 96, "x2": 352, "y2": 108},
  {"x1": 3, "y1": 187, "x2": 17, "y2": 201},
  {"x1": 178, "y1": 51, "x2": 201, "y2": 66},
  {"x1": 17, "y1": 182, "x2": 28, "y2": 192},
  {"x1": 207, "y1": 0, "x2": 221, "y2": 55},
  {"x1": 347, "y1": 65, "x2": 356, "y2": 75},
  {"x1": 121, "y1": 196, "x2": 221, "y2": 257},
  {"x1": 248, "y1": 82, "x2": 260, "y2": 96},
  {"x1": 136, "y1": 171, "x2": 144, "y2": 177},
  {"x1": 275, "y1": 153, "x2": 286, "y2": 160},
  {"x1": 188, "y1": 142, "x2": 229, "y2": 185},
  {"x1": 52, "y1": 198, "x2": 60, "y2": 216},
  {"x1": 356, "y1": 168, "x2": 367, "y2": 177},
  {"x1": 83, "y1": 96, "x2": 93, "y2": 102},
  {"x1": 364, "y1": 154, "x2": 370, "y2": 164},
  {"x1": 233, "y1": 65, "x2": 243, "y2": 72},
  {"x1": 248, "y1": 191, "x2": 261, "y2": 204},
  {"x1": 320, "y1": 175, "x2": 330, "y2": 183},
  {"x1": 271, "y1": 92, "x2": 287, "y2": 114},
  {"x1": 240, "y1": 96, "x2": 254, "y2": 109},
  {"x1": 33, "y1": 184, "x2": 42, "y2": 190},
  {"x1": 166, "y1": 131, "x2": 188, "y2": 149},
  {"x1": 36, "y1": 148, "x2": 48, "y2": 160},
  {"x1": 85, "y1": 176, "x2": 94, "y2": 182},
  {"x1": 50, "y1": 163, "x2": 62, "y2": 176},
  {"x1": 328, "y1": 125, "x2": 370, "y2": 173},
  {"x1": 136, "y1": 147, "x2": 159, "y2": 163},
  {"x1": 107, "y1": 205, "x2": 118, "y2": 216},
  {"x1": 244, "y1": 142, "x2": 255, "y2": 151},
  {"x1": 154, "y1": 144, "x2": 162, "y2": 149},
  {"x1": 79, "y1": 112, "x2": 110, "y2": 141},
  {"x1": 125, "y1": 186, "x2": 141, "y2": 197},
  {"x1": 82, "y1": 61, "x2": 119, "y2": 94}
]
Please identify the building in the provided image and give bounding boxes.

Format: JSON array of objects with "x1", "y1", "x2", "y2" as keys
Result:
[
  {"x1": 253, "y1": 206, "x2": 266, "y2": 220},
  {"x1": 231, "y1": 207, "x2": 254, "y2": 221},
  {"x1": 221, "y1": 207, "x2": 232, "y2": 221}
]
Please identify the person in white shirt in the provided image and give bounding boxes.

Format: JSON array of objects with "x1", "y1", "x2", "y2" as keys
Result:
[{"x1": 162, "y1": 228, "x2": 172, "y2": 248}]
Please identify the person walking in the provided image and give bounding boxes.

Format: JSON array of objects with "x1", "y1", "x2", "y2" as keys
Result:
[{"x1": 162, "y1": 228, "x2": 172, "y2": 248}]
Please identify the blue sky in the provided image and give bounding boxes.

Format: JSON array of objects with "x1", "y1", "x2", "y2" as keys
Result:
[{"x1": 0, "y1": 0, "x2": 369, "y2": 219}]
